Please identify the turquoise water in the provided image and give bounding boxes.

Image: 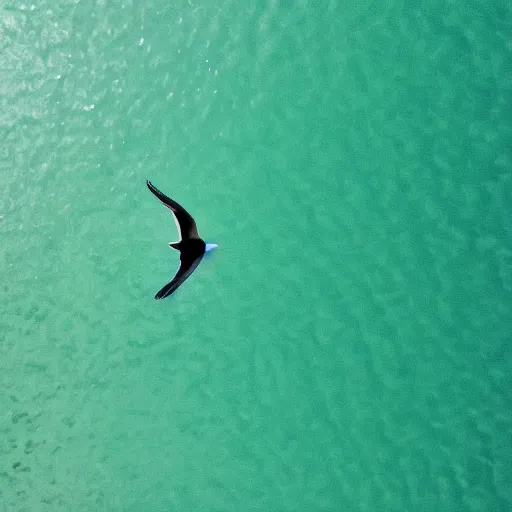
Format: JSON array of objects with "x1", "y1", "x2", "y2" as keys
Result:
[{"x1": 1, "y1": 0, "x2": 511, "y2": 510}]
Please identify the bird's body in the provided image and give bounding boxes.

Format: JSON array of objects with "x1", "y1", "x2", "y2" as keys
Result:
[{"x1": 146, "y1": 180, "x2": 217, "y2": 299}]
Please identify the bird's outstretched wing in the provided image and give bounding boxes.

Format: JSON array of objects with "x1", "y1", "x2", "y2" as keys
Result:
[
  {"x1": 146, "y1": 180, "x2": 199, "y2": 240},
  {"x1": 154, "y1": 253, "x2": 203, "y2": 299}
]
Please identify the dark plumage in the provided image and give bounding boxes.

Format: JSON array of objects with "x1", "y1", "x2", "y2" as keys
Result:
[{"x1": 146, "y1": 180, "x2": 216, "y2": 299}]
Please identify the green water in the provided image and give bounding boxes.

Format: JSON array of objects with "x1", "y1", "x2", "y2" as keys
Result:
[{"x1": 1, "y1": 0, "x2": 511, "y2": 510}]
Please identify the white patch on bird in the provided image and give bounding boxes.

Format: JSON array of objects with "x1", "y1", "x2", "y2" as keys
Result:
[{"x1": 171, "y1": 211, "x2": 182, "y2": 239}]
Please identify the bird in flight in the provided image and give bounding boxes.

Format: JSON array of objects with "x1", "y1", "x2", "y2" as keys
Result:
[{"x1": 146, "y1": 180, "x2": 217, "y2": 299}]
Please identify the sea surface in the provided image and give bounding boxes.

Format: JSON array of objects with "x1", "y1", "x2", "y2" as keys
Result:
[{"x1": 1, "y1": 1, "x2": 511, "y2": 510}]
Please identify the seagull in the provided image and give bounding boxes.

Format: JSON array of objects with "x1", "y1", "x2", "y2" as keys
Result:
[{"x1": 146, "y1": 180, "x2": 217, "y2": 299}]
